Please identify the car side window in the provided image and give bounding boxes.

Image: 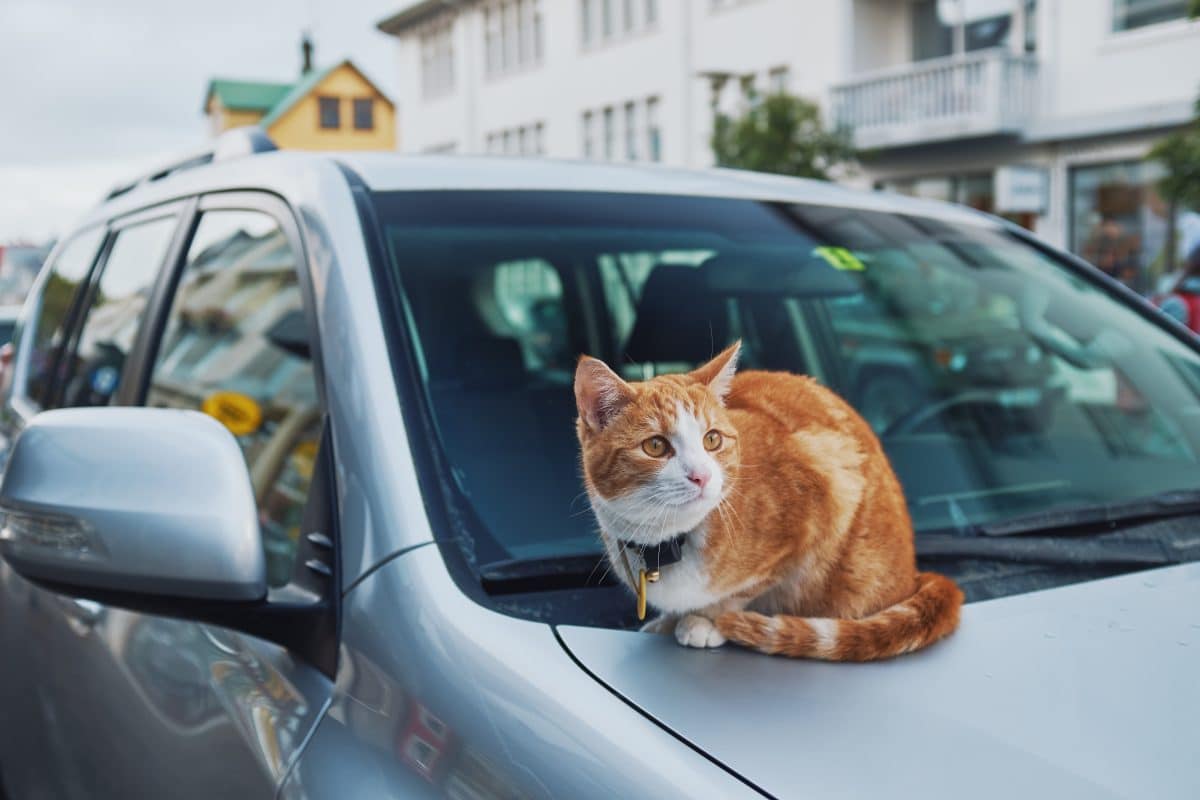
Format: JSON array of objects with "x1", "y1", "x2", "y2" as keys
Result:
[
  {"x1": 146, "y1": 209, "x2": 320, "y2": 587},
  {"x1": 24, "y1": 227, "x2": 105, "y2": 405},
  {"x1": 56, "y1": 217, "x2": 177, "y2": 409}
]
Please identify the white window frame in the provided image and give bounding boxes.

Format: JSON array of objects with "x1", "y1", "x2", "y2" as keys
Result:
[
  {"x1": 645, "y1": 96, "x2": 661, "y2": 162},
  {"x1": 623, "y1": 101, "x2": 637, "y2": 160},
  {"x1": 602, "y1": 106, "x2": 615, "y2": 160},
  {"x1": 582, "y1": 110, "x2": 595, "y2": 158}
]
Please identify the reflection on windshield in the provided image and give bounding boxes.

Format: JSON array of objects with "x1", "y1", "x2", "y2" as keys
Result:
[{"x1": 373, "y1": 191, "x2": 1200, "y2": 569}]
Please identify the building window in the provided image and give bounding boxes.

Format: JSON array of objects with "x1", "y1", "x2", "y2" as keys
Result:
[
  {"x1": 318, "y1": 96, "x2": 340, "y2": 129},
  {"x1": 353, "y1": 98, "x2": 375, "y2": 130},
  {"x1": 1113, "y1": 0, "x2": 1189, "y2": 31},
  {"x1": 768, "y1": 65, "x2": 790, "y2": 94},
  {"x1": 486, "y1": 121, "x2": 546, "y2": 156},
  {"x1": 645, "y1": 96, "x2": 661, "y2": 162},
  {"x1": 582, "y1": 111, "x2": 595, "y2": 158},
  {"x1": 623, "y1": 101, "x2": 637, "y2": 160},
  {"x1": 581, "y1": 0, "x2": 594, "y2": 43},
  {"x1": 420, "y1": 19, "x2": 455, "y2": 99},
  {"x1": 486, "y1": 0, "x2": 544, "y2": 76},
  {"x1": 911, "y1": 0, "x2": 1018, "y2": 61},
  {"x1": 584, "y1": 0, "x2": 655, "y2": 46},
  {"x1": 602, "y1": 106, "x2": 615, "y2": 160},
  {"x1": 1068, "y1": 160, "x2": 1200, "y2": 293},
  {"x1": 533, "y1": 0, "x2": 544, "y2": 60}
]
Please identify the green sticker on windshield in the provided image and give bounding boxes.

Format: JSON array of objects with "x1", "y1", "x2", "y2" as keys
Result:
[{"x1": 813, "y1": 246, "x2": 866, "y2": 272}]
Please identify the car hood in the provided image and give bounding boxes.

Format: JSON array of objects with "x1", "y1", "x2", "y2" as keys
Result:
[{"x1": 557, "y1": 563, "x2": 1200, "y2": 800}]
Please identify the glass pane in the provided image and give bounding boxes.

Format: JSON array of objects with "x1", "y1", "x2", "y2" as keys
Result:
[
  {"x1": 1067, "y1": 160, "x2": 1193, "y2": 294},
  {"x1": 1113, "y1": 0, "x2": 1188, "y2": 31},
  {"x1": 147, "y1": 210, "x2": 319, "y2": 588},
  {"x1": 374, "y1": 190, "x2": 1200, "y2": 571},
  {"x1": 25, "y1": 227, "x2": 105, "y2": 405},
  {"x1": 58, "y1": 217, "x2": 176, "y2": 408}
]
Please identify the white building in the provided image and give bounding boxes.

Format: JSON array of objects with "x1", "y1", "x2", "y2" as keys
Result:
[{"x1": 377, "y1": 0, "x2": 1200, "y2": 289}]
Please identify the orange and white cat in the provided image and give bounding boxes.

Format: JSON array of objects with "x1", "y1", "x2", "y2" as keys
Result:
[{"x1": 574, "y1": 341, "x2": 962, "y2": 660}]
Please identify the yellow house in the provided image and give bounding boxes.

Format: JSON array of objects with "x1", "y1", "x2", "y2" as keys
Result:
[{"x1": 203, "y1": 60, "x2": 396, "y2": 151}]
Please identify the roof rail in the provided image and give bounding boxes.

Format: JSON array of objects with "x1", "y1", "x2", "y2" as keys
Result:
[{"x1": 105, "y1": 127, "x2": 278, "y2": 201}]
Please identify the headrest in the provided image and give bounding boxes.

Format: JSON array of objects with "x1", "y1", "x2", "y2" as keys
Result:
[{"x1": 624, "y1": 264, "x2": 730, "y2": 365}]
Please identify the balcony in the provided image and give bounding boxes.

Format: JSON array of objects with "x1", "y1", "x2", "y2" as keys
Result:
[{"x1": 831, "y1": 48, "x2": 1040, "y2": 150}]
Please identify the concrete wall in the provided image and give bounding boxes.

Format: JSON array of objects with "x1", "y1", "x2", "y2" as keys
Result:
[
  {"x1": 387, "y1": 0, "x2": 852, "y2": 167},
  {"x1": 1037, "y1": 6, "x2": 1200, "y2": 124}
]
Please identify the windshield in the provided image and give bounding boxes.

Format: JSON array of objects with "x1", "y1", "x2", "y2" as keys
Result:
[{"x1": 373, "y1": 190, "x2": 1200, "y2": 600}]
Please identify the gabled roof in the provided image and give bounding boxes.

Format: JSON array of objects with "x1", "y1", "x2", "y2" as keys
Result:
[
  {"x1": 258, "y1": 64, "x2": 339, "y2": 128},
  {"x1": 258, "y1": 60, "x2": 393, "y2": 128},
  {"x1": 204, "y1": 78, "x2": 293, "y2": 113}
]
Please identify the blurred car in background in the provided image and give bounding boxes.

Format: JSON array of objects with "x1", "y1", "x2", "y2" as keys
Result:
[
  {"x1": 1154, "y1": 278, "x2": 1200, "y2": 333},
  {"x1": 0, "y1": 305, "x2": 20, "y2": 346},
  {"x1": 0, "y1": 243, "x2": 51, "y2": 306}
]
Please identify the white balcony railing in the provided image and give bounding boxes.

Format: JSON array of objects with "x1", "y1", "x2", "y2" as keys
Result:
[{"x1": 832, "y1": 48, "x2": 1040, "y2": 150}]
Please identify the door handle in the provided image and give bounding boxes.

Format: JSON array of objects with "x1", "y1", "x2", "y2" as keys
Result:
[{"x1": 58, "y1": 597, "x2": 104, "y2": 628}]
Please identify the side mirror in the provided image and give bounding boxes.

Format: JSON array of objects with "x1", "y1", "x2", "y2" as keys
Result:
[
  {"x1": 0, "y1": 407, "x2": 265, "y2": 601},
  {"x1": 0, "y1": 408, "x2": 336, "y2": 674}
]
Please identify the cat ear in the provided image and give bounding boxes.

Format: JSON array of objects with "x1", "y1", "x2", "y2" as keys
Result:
[
  {"x1": 691, "y1": 340, "x2": 741, "y2": 402},
  {"x1": 575, "y1": 356, "x2": 635, "y2": 432}
]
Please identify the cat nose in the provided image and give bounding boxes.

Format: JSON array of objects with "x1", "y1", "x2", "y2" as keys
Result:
[{"x1": 686, "y1": 469, "x2": 710, "y2": 489}]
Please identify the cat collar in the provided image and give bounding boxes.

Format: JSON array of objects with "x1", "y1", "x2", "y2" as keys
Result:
[{"x1": 619, "y1": 532, "x2": 688, "y2": 621}]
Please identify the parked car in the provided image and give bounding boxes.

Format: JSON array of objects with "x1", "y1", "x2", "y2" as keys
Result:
[
  {"x1": 0, "y1": 305, "x2": 20, "y2": 347},
  {"x1": 1153, "y1": 270, "x2": 1200, "y2": 335},
  {"x1": 2, "y1": 128, "x2": 1199, "y2": 799}
]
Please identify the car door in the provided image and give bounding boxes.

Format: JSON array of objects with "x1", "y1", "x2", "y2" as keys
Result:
[
  {"x1": 0, "y1": 195, "x2": 337, "y2": 799},
  {"x1": 0, "y1": 223, "x2": 111, "y2": 799}
]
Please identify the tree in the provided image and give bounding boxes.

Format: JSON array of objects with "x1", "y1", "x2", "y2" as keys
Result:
[
  {"x1": 710, "y1": 91, "x2": 854, "y2": 180},
  {"x1": 1148, "y1": 1, "x2": 1200, "y2": 270}
]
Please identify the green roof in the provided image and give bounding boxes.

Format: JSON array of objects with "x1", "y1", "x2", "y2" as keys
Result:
[
  {"x1": 205, "y1": 61, "x2": 391, "y2": 129},
  {"x1": 258, "y1": 63, "x2": 340, "y2": 128},
  {"x1": 205, "y1": 78, "x2": 294, "y2": 113}
]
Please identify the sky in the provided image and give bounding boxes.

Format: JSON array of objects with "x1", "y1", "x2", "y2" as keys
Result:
[{"x1": 0, "y1": 0, "x2": 405, "y2": 243}]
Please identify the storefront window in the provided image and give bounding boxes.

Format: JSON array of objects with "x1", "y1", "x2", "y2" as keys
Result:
[
  {"x1": 1068, "y1": 160, "x2": 1200, "y2": 294},
  {"x1": 880, "y1": 172, "x2": 1039, "y2": 231}
]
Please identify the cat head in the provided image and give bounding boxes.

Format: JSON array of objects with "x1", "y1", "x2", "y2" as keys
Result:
[{"x1": 574, "y1": 342, "x2": 741, "y2": 544}]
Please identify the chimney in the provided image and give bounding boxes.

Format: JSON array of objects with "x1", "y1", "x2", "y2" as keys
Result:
[{"x1": 301, "y1": 33, "x2": 314, "y2": 75}]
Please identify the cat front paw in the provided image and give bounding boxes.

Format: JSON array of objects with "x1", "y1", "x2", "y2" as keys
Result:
[{"x1": 675, "y1": 614, "x2": 727, "y2": 649}]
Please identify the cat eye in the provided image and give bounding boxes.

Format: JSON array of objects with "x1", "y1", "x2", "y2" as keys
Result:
[
  {"x1": 704, "y1": 430, "x2": 723, "y2": 451},
  {"x1": 642, "y1": 436, "x2": 670, "y2": 458}
]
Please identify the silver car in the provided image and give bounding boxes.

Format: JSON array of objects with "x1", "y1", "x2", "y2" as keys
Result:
[{"x1": 1, "y1": 129, "x2": 1198, "y2": 799}]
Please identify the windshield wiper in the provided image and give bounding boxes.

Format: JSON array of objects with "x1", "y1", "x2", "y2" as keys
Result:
[
  {"x1": 978, "y1": 490, "x2": 1200, "y2": 537},
  {"x1": 916, "y1": 532, "x2": 1185, "y2": 568},
  {"x1": 480, "y1": 553, "x2": 614, "y2": 595}
]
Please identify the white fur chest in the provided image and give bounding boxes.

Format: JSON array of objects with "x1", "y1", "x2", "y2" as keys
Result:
[{"x1": 600, "y1": 526, "x2": 720, "y2": 615}]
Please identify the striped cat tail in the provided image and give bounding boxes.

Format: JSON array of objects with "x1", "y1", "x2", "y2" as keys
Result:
[{"x1": 715, "y1": 572, "x2": 964, "y2": 661}]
